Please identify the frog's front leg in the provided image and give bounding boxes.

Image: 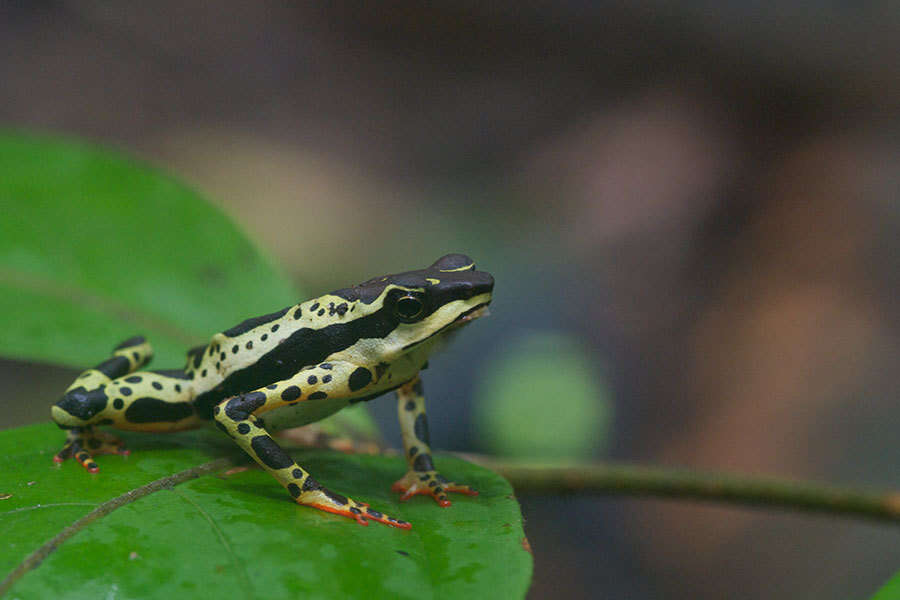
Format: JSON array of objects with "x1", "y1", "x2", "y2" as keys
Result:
[
  {"x1": 212, "y1": 364, "x2": 410, "y2": 529},
  {"x1": 392, "y1": 376, "x2": 478, "y2": 506}
]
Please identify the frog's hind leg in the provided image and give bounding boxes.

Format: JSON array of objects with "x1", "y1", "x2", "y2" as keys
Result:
[
  {"x1": 212, "y1": 363, "x2": 411, "y2": 529},
  {"x1": 52, "y1": 335, "x2": 153, "y2": 427},
  {"x1": 51, "y1": 336, "x2": 153, "y2": 470},
  {"x1": 68, "y1": 335, "x2": 154, "y2": 391},
  {"x1": 97, "y1": 335, "x2": 154, "y2": 379}
]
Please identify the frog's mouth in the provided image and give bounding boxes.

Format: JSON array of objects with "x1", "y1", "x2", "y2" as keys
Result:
[{"x1": 449, "y1": 303, "x2": 490, "y2": 329}]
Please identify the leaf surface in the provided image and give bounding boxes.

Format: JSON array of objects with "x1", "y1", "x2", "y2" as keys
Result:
[
  {"x1": 0, "y1": 132, "x2": 379, "y2": 437},
  {"x1": 0, "y1": 133, "x2": 298, "y2": 368},
  {"x1": 0, "y1": 424, "x2": 531, "y2": 599},
  {"x1": 870, "y1": 574, "x2": 900, "y2": 600}
]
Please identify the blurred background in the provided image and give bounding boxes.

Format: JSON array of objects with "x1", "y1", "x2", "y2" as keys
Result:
[{"x1": 2, "y1": 2, "x2": 899, "y2": 598}]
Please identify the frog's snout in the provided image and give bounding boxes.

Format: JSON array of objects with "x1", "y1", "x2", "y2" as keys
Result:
[
  {"x1": 478, "y1": 272, "x2": 494, "y2": 294},
  {"x1": 467, "y1": 271, "x2": 494, "y2": 300}
]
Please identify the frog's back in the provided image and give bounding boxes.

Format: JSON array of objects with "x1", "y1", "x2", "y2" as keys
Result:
[{"x1": 187, "y1": 291, "x2": 394, "y2": 418}]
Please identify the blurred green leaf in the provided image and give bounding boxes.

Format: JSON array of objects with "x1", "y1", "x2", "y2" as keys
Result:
[
  {"x1": 870, "y1": 573, "x2": 900, "y2": 600},
  {"x1": 474, "y1": 331, "x2": 611, "y2": 458},
  {"x1": 0, "y1": 132, "x2": 380, "y2": 442},
  {"x1": 0, "y1": 132, "x2": 299, "y2": 368},
  {"x1": 1, "y1": 423, "x2": 532, "y2": 599}
]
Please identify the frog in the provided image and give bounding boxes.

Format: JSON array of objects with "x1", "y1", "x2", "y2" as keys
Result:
[{"x1": 50, "y1": 254, "x2": 494, "y2": 529}]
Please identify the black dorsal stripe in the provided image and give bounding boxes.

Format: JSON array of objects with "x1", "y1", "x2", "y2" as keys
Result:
[
  {"x1": 150, "y1": 369, "x2": 193, "y2": 380},
  {"x1": 192, "y1": 305, "x2": 398, "y2": 418}
]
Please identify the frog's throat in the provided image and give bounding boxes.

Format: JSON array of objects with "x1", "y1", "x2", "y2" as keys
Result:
[{"x1": 449, "y1": 304, "x2": 490, "y2": 327}]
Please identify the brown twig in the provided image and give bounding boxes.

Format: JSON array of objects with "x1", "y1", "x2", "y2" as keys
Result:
[{"x1": 458, "y1": 454, "x2": 900, "y2": 524}]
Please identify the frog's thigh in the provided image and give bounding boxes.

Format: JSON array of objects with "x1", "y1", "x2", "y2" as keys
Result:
[
  {"x1": 104, "y1": 371, "x2": 197, "y2": 430},
  {"x1": 95, "y1": 335, "x2": 154, "y2": 379}
]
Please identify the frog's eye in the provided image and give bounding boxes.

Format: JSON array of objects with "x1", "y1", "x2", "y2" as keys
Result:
[{"x1": 394, "y1": 294, "x2": 425, "y2": 322}]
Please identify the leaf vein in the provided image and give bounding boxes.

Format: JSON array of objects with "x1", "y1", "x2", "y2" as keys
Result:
[
  {"x1": 0, "y1": 457, "x2": 234, "y2": 596},
  {"x1": 170, "y1": 488, "x2": 256, "y2": 598}
]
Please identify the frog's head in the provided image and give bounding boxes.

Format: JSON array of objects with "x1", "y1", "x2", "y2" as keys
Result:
[{"x1": 330, "y1": 254, "x2": 493, "y2": 360}]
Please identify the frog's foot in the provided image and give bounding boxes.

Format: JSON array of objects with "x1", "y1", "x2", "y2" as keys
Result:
[
  {"x1": 300, "y1": 489, "x2": 411, "y2": 530},
  {"x1": 391, "y1": 470, "x2": 478, "y2": 507},
  {"x1": 53, "y1": 429, "x2": 129, "y2": 473}
]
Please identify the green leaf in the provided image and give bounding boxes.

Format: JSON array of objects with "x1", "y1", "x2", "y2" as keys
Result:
[
  {"x1": 870, "y1": 573, "x2": 900, "y2": 600},
  {"x1": 0, "y1": 131, "x2": 378, "y2": 451},
  {"x1": 0, "y1": 132, "x2": 298, "y2": 368},
  {"x1": 0, "y1": 424, "x2": 532, "y2": 599}
]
